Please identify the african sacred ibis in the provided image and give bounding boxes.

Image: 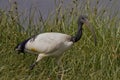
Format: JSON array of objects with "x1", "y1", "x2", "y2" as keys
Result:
[{"x1": 15, "y1": 15, "x2": 97, "y2": 70}]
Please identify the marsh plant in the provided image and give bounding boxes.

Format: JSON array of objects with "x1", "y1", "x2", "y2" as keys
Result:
[{"x1": 0, "y1": 0, "x2": 120, "y2": 80}]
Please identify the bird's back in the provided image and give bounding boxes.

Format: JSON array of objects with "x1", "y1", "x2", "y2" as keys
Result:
[{"x1": 25, "y1": 32, "x2": 73, "y2": 55}]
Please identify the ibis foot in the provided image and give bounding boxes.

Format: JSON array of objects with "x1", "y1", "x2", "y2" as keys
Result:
[{"x1": 30, "y1": 62, "x2": 37, "y2": 70}]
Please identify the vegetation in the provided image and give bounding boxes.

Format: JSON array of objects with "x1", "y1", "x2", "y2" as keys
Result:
[{"x1": 0, "y1": 0, "x2": 120, "y2": 80}]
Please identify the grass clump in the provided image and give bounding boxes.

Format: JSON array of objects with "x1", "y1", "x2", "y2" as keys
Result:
[{"x1": 0, "y1": 0, "x2": 120, "y2": 80}]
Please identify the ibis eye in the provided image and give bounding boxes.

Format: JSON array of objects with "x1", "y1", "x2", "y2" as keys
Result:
[
  {"x1": 82, "y1": 17, "x2": 84, "y2": 19},
  {"x1": 82, "y1": 17, "x2": 86, "y2": 21}
]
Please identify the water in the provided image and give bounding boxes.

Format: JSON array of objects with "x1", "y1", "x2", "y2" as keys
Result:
[{"x1": 0, "y1": 0, "x2": 120, "y2": 27}]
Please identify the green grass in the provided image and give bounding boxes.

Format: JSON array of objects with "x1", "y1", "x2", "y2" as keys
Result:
[{"x1": 0, "y1": 1, "x2": 120, "y2": 80}]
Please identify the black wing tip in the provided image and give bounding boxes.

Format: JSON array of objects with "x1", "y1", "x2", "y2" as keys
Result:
[
  {"x1": 14, "y1": 35, "x2": 37, "y2": 54},
  {"x1": 14, "y1": 40, "x2": 26, "y2": 53},
  {"x1": 14, "y1": 43, "x2": 19, "y2": 50},
  {"x1": 14, "y1": 43, "x2": 22, "y2": 54}
]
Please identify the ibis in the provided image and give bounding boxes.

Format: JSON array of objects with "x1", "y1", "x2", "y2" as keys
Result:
[{"x1": 15, "y1": 15, "x2": 97, "y2": 70}]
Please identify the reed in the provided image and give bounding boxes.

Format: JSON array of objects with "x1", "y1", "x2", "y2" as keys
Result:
[{"x1": 0, "y1": 0, "x2": 119, "y2": 80}]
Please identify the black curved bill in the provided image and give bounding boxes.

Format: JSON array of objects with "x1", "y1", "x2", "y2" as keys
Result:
[{"x1": 84, "y1": 20, "x2": 97, "y2": 46}]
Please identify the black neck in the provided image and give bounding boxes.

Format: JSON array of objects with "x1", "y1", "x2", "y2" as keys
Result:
[{"x1": 71, "y1": 22, "x2": 83, "y2": 43}]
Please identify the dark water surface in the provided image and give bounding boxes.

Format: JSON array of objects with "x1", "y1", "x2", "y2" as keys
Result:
[{"x1": 0, "y1": 0, "x2": 120, "y2": 27}]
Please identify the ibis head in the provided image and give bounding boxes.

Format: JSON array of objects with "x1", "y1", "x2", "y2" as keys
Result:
[{"x1": 77, "y1": 15, "x2": 97, "y2": 45}]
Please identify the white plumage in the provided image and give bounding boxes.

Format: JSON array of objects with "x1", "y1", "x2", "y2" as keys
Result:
[
  {"x1": 25, "y1": 33, "x2": 73, "y2": 56},
  {"x1": 15, "y1": 15, "x2": 97, "y2": 70}
]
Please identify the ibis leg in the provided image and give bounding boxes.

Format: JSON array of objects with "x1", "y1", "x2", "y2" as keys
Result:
[
  {"x1": 55, "y1": 56, "x2": 64, "y2": 80},
  {"x1": 55, "y1": 56, "x2": 62, "y2": 66},
  {"x1": 30, "y1": 54, "x2": 45, "y2": 70},
  {"x1": 30, "y1": 62, "x2": 38, "y2": 70}
]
